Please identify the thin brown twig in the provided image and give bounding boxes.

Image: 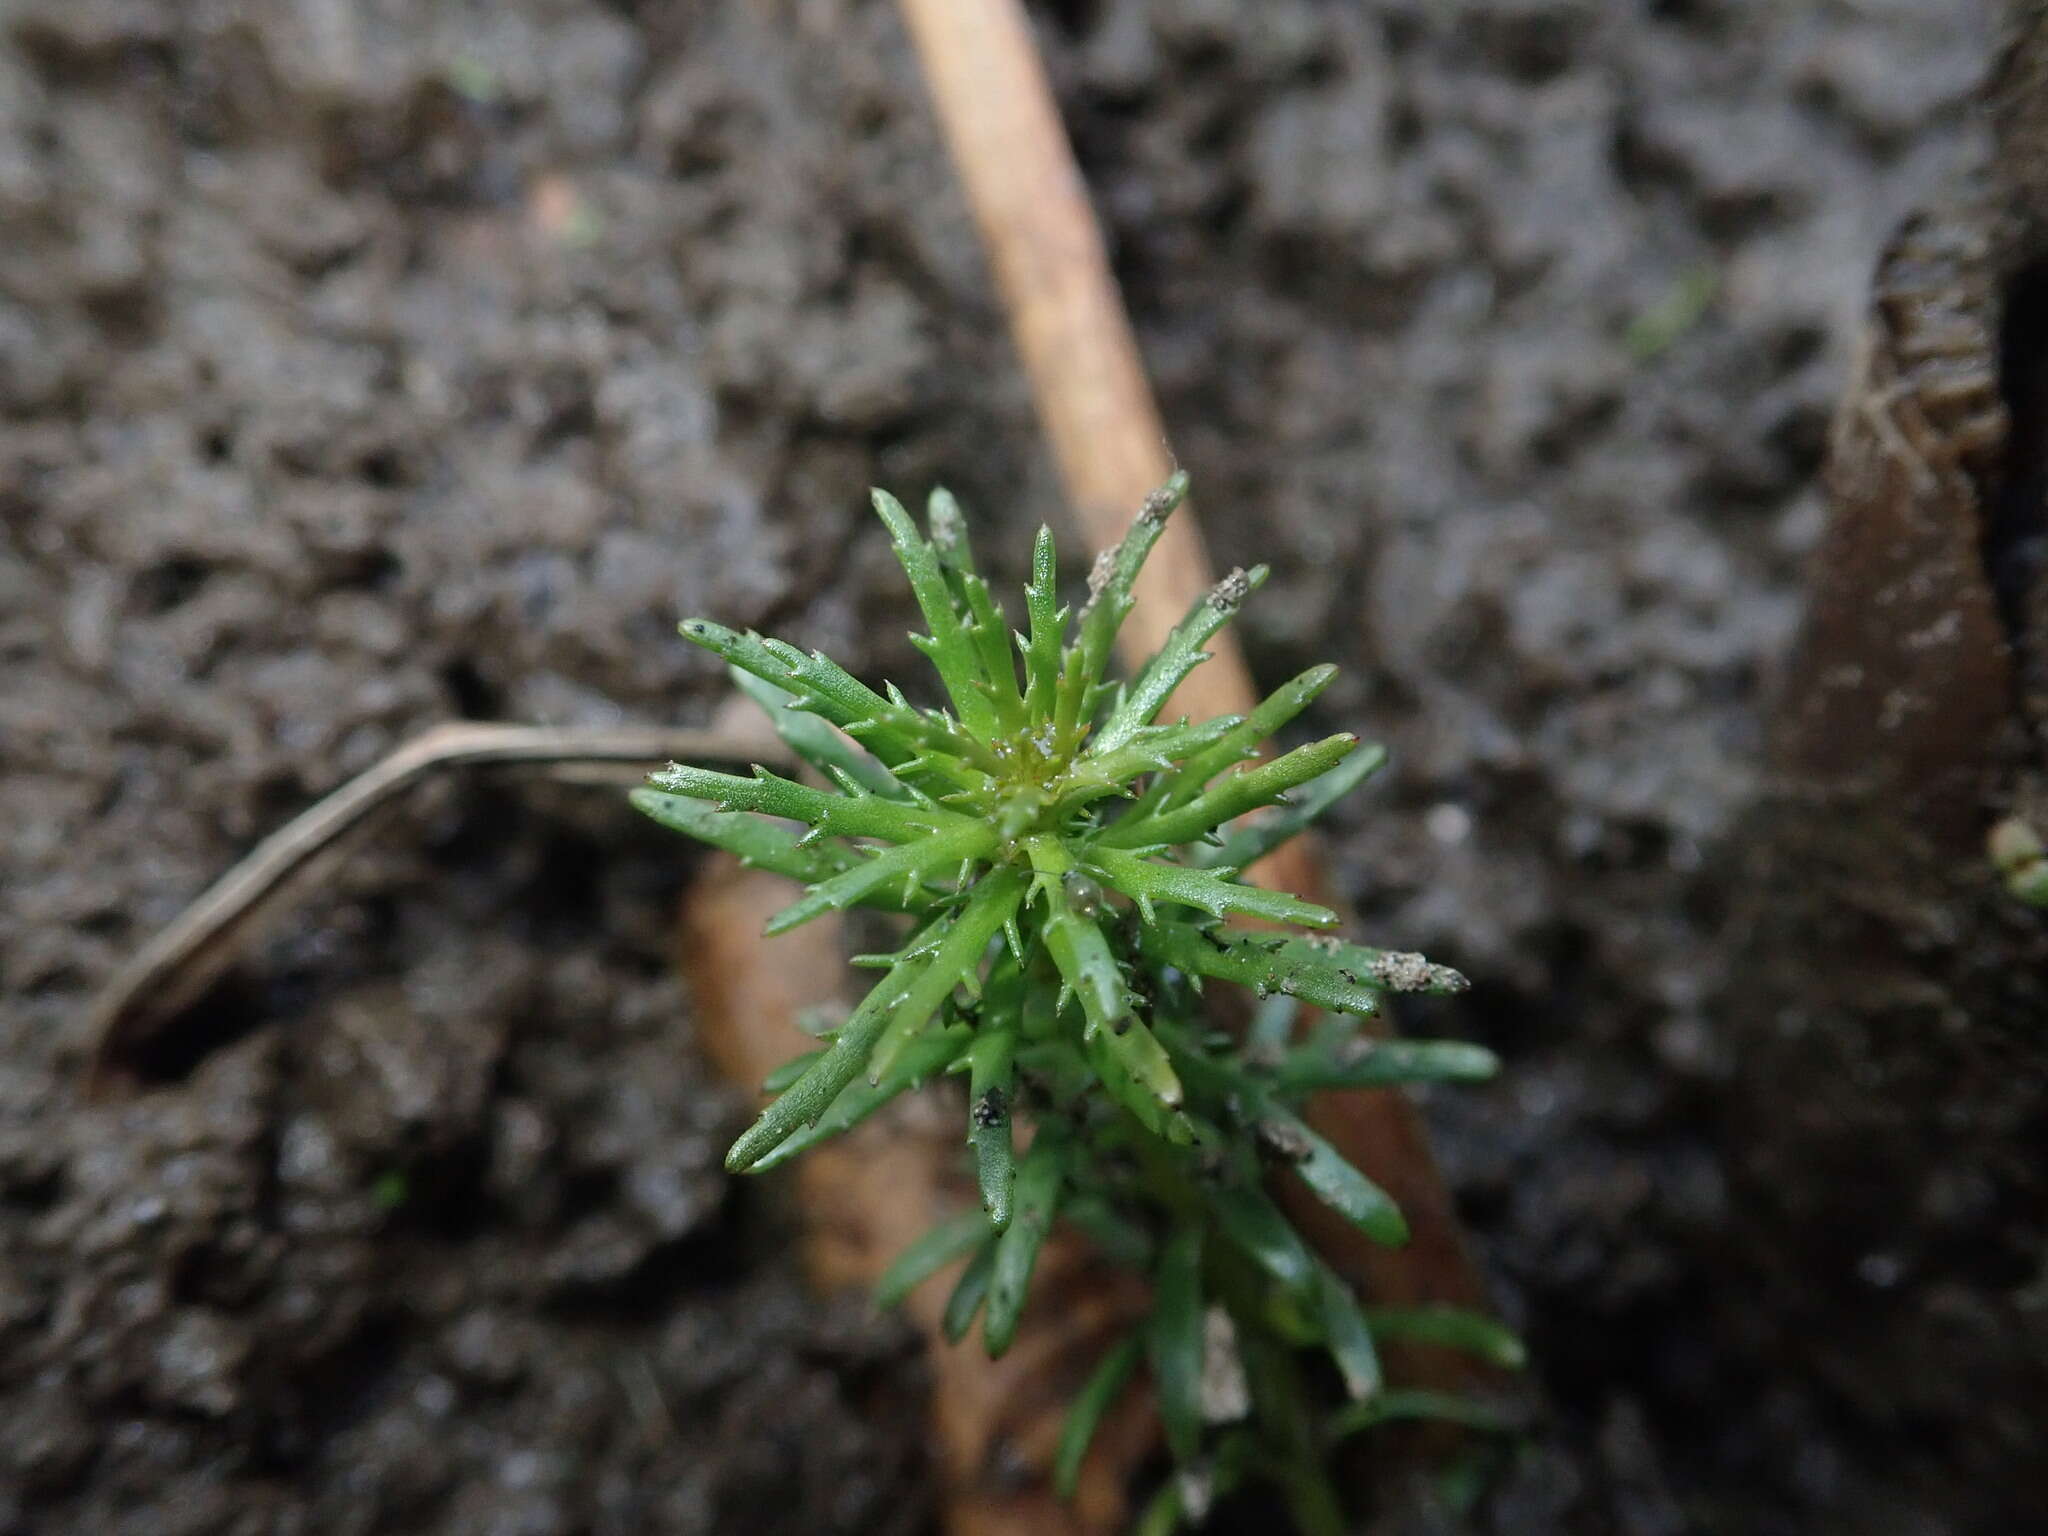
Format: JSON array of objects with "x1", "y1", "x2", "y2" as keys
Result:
[
  {"x1": 82, "y1": 722, "x2": 788, "y2": 1093},
  {"x1": 893, "y1": 0, "x2": 1489, "y2": 1337},
  {"x1": 892, "y1": 0, "x2": 1253, "y2": 722}
]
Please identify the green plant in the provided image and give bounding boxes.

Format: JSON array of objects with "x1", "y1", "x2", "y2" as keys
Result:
[{"x1": 633, "y1": 477, "x2": 1518, "y2": 1532}]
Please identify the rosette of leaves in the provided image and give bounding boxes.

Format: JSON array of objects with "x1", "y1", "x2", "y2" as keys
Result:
[{"x1": 633, "y1": 477, "x2": 1520, "y2": 1533}]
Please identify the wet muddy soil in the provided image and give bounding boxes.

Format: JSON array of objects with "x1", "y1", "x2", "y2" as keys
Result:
[{"x1": 0, "y1": 1, "x2": 2004, "y2": 1531}]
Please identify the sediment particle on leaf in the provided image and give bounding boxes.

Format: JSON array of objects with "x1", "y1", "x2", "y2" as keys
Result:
[
  {"x1": 972, "y1": 1086, "x2": 1007, "y2": 1129},
  {"x1": 1368, "y1": 950, "x2": 1468, "y2": 993},
  {"x1": 1212, "y1": 568, "x2": 1252, "y2": 609}
]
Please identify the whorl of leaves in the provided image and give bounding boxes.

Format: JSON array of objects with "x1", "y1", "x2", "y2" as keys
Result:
[{"x1": 634, "y1": 479, "x2": 1517, "y2": 1534}]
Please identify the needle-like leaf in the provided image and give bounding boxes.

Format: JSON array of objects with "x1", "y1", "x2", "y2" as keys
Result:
[
  {"x1": 864, "y1": 865, "x2": 1026, "y2": 1082},
  {"x1": 728, "y1": 668, "x2": 904, "y2": 797},
  {"x1": 1021, "y1": 524, "x2": 1065, "y2": 723},
  {"x1": 943, "y1": 1241, "x2": 998, "y2": 1344},
  {"x1": 1092, "y1": 562, "x2": 1267, "y2": 753},
  {"x1": 874, "y1": 489, "x2": 999, "y2": 739},
  {"x1": 1197, "y1": 744, "x2": 1388, "y2": 872},
  {"x1": 629, "y1": 788, "x2": 856, "y2": 885},
  {"x1": 1054, "y1": 1334, "x2": 1143, "y2": 1497},
  {"x1": 983, "y1": 1136, "x2": 1065, "y2": 1358},
  {"x1": 1050, "y1": 716, "x2": 1242, "y2": 816},
  {"x1": 647, "y1": 761, "x2": 968, "y2": 843},
  {"x1": 764, "y1": 822, "x2": 999, "y2": 935},
  {"x1": 1150, "y1": 1229, "x2": 1206, "y2": 1463},
  {"x1": 680, "y1": 618, "x2": 986, "y2": 782},
  {"x1": 751, "y1": 1023, "x2": 970, "y2": 1171},
  {"x1": 1101, "y1": 733, "x2": 1365, "y2": 850},
  {"x1": 1272, "y1": 1038, "x2": 1499, "y2": 1093},
  {"x1": 1137, "y1": 923, "x2": 1385, "y2": 1016},
  {"x1": 1086, "y1": 1028, "x2": 1197, "y2": 1145},
  {"x1": 1267, "y1": 1103, "x2": 1408, "y2": 1247},
  {"x1": 1055, "y1": 473, "x2": 1188, "y2": 737},
  {"x1": 1325, "y1": 1389, "x2": 1517, "y2": 1444},
  {"x1": 1361, "y1": 1306, "x2": 1527, "y2": 1370},
  {"x1": 1207, "y1": 1182, "x2": 1317, "y2": 1292},
  {"x1": 1146, "y1": 664, "x2": 1339, "y2": 811},
  {"x1": 1090, "y1": 847, "x2": 1339, "y2": 930},
  {"x1": 875, "y1": 1209, "x2": 994, "y2": 1311},
  {"x1": 1026, "y1": 837, "x2": 1136, "y2": 1037},
  {"x1": 1313, "y1": 1265, "x2": 1382, "y2": 1402},
  {"x1": 965, "y1": 1025, "x2": 1018, "y2": 1228},
  {"x1": 725, "y1": 945, "x2": 931, "y2": 1172},
  {"x1": 1166, "y1": 1028, "x2": 1408, "y2": 1247}
]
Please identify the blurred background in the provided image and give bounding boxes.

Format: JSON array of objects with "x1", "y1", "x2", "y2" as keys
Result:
[{"x1": 0, "y1": 2, "x2": 2011, "y2": 1534}]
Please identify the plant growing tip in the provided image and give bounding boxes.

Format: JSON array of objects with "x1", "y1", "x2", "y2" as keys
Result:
[{"x1": 636, "y1": 477, "x2": 1515, "y2": 1529}]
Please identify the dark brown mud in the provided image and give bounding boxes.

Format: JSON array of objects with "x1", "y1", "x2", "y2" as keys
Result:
[{"x1": 0, "y1": 2, "x2": 2010, "y2": 1532}]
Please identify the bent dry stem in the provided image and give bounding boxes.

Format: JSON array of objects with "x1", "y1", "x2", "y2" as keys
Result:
[{"x1": 634, "y1": 476, "x2": 1519, "y2": 1532}]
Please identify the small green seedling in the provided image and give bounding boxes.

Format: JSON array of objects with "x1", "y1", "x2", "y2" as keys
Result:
[{"x1": 635, "y1": 477, "x2": 1517, "y2": 1532}]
